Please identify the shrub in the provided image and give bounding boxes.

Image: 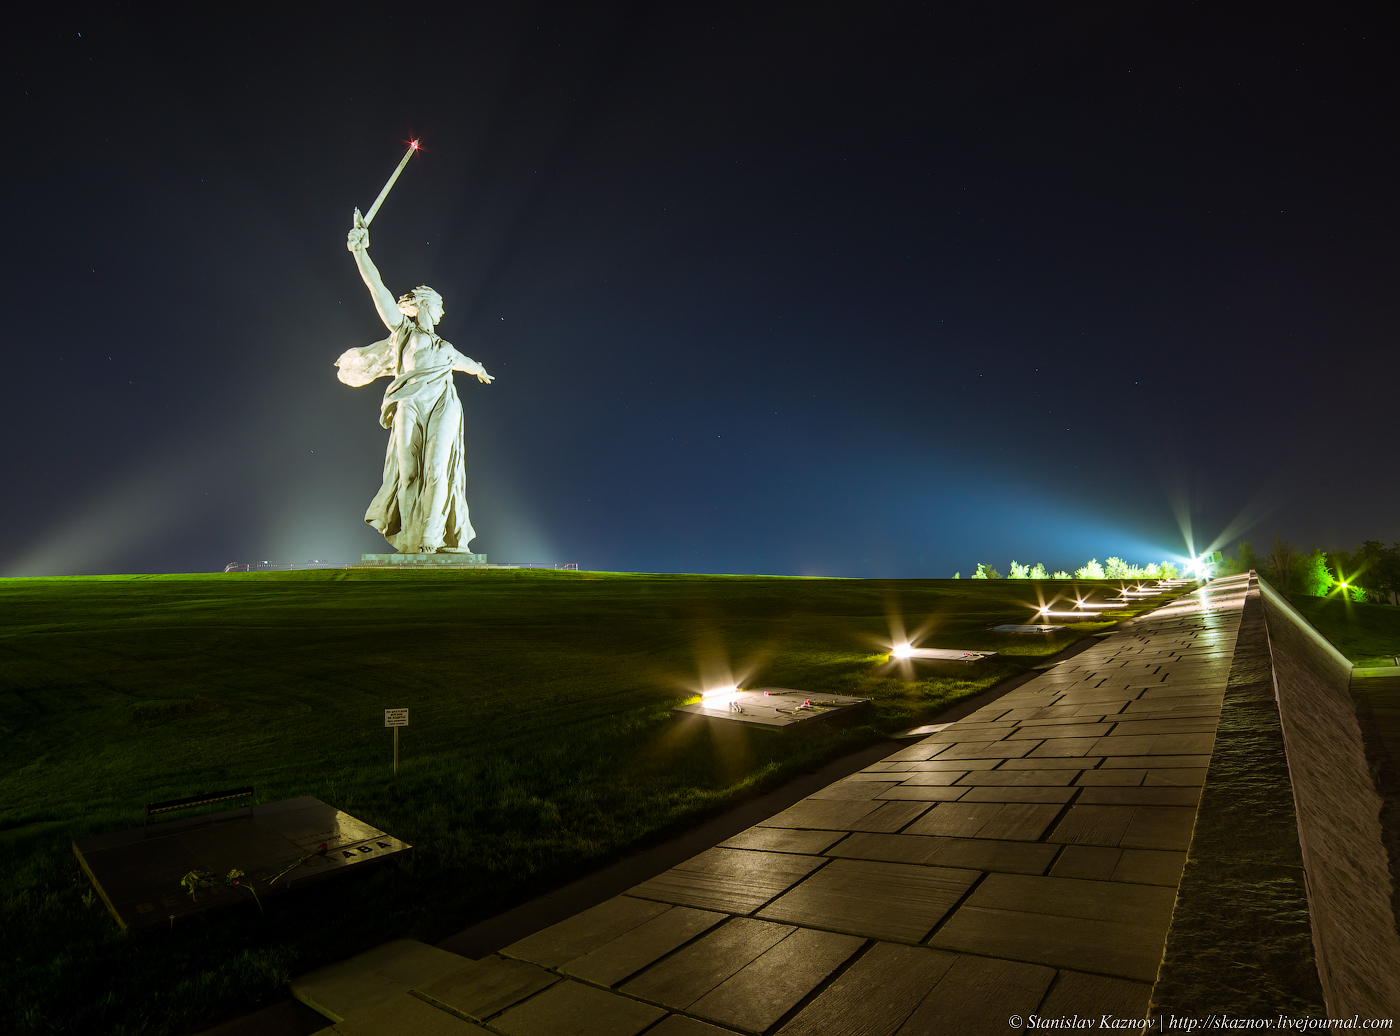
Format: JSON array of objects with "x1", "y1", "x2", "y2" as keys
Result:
[
  {"x1": 971, "y1": 563, "x2": 1003, "y2": 579},
  {"x1": 1052, "y1": 570, "x2": 1070, "y2": 579},
  {"x1": 1008, "y1": 561, "x2": 1030, "y2": 579},
  {"x1": 1029, "y1": 563, "x2": 1048, "y2": 580},
  {"x1": 1295, "y1": 549, "x2": 1333, "y2": 597},
  {"x1": 1103, "y1": 557, "x2": 1130, "y2": 579},
  {"x1": 1075, "y1": 559, "x2": 1106, "y2": 579}
]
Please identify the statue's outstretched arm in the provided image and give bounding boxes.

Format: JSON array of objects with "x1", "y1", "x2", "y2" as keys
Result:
[
  {"x1": 448, "y1": 345, "x2": 495, "y2": 384},
  {"x1": 346, "y1": 209, "x2": 402, "y2": 331}
]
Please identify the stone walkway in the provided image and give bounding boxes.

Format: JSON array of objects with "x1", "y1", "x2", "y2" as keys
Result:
[{"x1": 295, "y1": 576, "x2": 1250, "y2": 1035}]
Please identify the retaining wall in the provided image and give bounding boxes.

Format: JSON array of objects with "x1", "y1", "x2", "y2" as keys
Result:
[{"x1": 1260, "y1": 577, "x2": 1400, "y2": 1017}]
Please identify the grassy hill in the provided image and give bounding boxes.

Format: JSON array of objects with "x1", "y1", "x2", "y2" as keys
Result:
[
  {"x1": 0, "y1": 569, "x2": 1172, "y2": 1035},
  {"x1": 1284, "y1": 592, "x2": 1400, "y2": 666}
]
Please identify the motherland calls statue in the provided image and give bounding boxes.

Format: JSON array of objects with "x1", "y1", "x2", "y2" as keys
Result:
[{"x1": 336, "y1": 209, "x2": 493, "y2": 554}]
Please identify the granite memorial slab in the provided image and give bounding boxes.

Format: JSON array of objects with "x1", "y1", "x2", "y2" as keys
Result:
[
  {"x1": 671, "y1": 687, "x2": 869, "y2": 730},
  {"x1": 73, "y1": 795, "x2": 410, "y2": 929}
]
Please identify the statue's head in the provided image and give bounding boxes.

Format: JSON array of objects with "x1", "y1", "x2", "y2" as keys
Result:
[{"x1": 398, "y1": 286, "x2": 444, "y2": 329}]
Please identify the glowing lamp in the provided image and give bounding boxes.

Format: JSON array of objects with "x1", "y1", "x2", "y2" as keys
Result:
[
  {"x1": 701, "y1": 685, "x2": 740, "y2": 704},
  {"x1": 892, "y1": 644, "x2": 914, "y2": 660}
]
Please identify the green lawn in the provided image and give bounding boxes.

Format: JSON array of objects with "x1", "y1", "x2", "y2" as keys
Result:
[
  {"x1": 1284, "y1": 593, "x2": 1400, "y2": 666},
  {"x1": 0, "y1": 570, "x2": 1179, "y2": 1035}
]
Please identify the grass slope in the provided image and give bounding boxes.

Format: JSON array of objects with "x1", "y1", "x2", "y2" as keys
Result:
[
  {"x1": 1284, "y1": 593, "x2": 1400, "y2": 666},
  {"x1": 0, "y1": 570, "x2": 1172, "y2": 1035}
]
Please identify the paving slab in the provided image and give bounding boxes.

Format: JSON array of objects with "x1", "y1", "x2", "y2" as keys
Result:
[
  {"x1": 931, "y1": 740, "x2": 1042, "y2": 759},
  {"x1": 973, "y1": 803, "x2": 1063, "y2": 841},
  {"x1": 876, "y1": 785, "x2": 970, "y2": 801},
  {"x1": 628, "y1": 848, "x2": 827, "y2": 914},
  {"x1": 929, "y1": 905, "x2": 1168, "y2": 981},
  {"x1": 892, "y1": 770, "x2": 968, "y2": 786},
  {"x1": 1049, "y1": 844, "x2": 1122, "y2": 881},
  {"x1": 903, "y1": 801, "x2": 1008, "y2": 838},
  {"x1": 1143, "y1": 767, "x2": 1208, "y2": 786},
  {"x1": 1037, "y1": 970, "x2": 1152, "y2": 1027},
  {"x1": 965, "y1": 873, "x2": 1176, "y2": 927},
  {"x1": 356, "y1": 941, "x2": 473, "y2": 989},
  {"x1": 758, "y1": 858, "x2": 979, "y2": 943},
  {"x1": 648, "y1": 1017, "x2": 735, "y2": 1036},
  {"x1": 1049, "y1": 805, "x2": 1137, "y2": 846},
  {"x1": 1005, "y1": 723, "x2": 1116, "y2": 740},
  {"x1": 292, "y1": 940, "x2": 474, "y2": 1023},
  {"x1": 1101, "y1": 755, "x2": 1211, "y2": 768},
  {"x1": 328, "y1": 993, "x2": 487, "y2": 1036},
  {"x1": 884, "y1": 743, "x2": 953, "y2": 762},
  {"x1": 501, "y1": 897, "x2": 670, "y2": 969},
  {"x1": 1089, "y1": 733, "x2": 1216, "y2": 756},
  {"x1": 847, "y1": 801, "x2": 932, "y2": 832},
  {"x1": 688, "y1": 926, "x2": 864, "y2": 1033},
  {"x1": 1113, "y1": 849, "x2": 1187, "y2": 886},
  {"x1": 819, "y1": 831, "x2": 949, "y2": 866},
  {"x1": 862, "y1": 758, "x2": 1000, "y2": 772},
  {"x1": 718, "y1": 828, "x2": 845, "y2": 855},
  {"x1": 1110, "y1": 718, "x2": 1220, "y2": 736},
  {"x1": 1017, "y1": 714, "x2": 1117, "y2": 727},
  {"x1": 915, "y1": 723, "x2": 1020, "y2": 742},
  {"x1": 776, "y1": 942, "x2": 958, "y2": 1036},
  {"x1": 954, "y1": 768, "x2": 1077, "y2": 786},
  {"x1": 620, "y1": 917, "x2": 792, "y2": 1009},
  {"x1": 293, "y1": 959, "x2": 404, "y2": 1023},
  {"x1": 956, "y1": 786, "x2": 1076, "y2": 803},
  {"x1": 807, "y1": 780, "x2": 901, "y2": 800},
  {"x1": 842, "y1": 770, "x2": 927, "y2": 782},
  {"x1": 1024, "y1": 738, "x2": 1102, "y2": 758},
  {"x1": 1075, "y1": 769, "x2": 1147, "y2": 786},
  {"x1": 560, "y1": 905, "x2": 726, "y2": 987},
  {"x1": 490, "y1": 980, "x2": 665, "y2": 1036},
  {"x1": 999, "y1": 756, "x2": 1104, "y2": 769},
  {"x1": 899, "y1": 954, "x2": 1055, "y2": 1036},
  {"x1": 414, "y1": 955, "x2": 558, "y2": 1023},
  {"x1": 904, "y1": 802, "x2": 1061, "y2": 843},
  {"x1": 756, "y1": 799, "x2": 881, "y2": 830},
  {"x1": 1077, "y1": 786, "x2": 1201, "y2": 806},
  {"x1": 1119, "y1": 805, "x2": 1197, "y2": 850}
]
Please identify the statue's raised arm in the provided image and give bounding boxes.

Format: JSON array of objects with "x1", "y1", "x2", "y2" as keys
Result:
[{"x1": 346, "y1": 209, "x2": 403, "y2": 331}]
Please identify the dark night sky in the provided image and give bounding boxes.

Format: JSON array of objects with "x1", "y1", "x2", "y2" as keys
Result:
[{"x1": 3, "y1": 2, "x2": 1397, "y2": 577}]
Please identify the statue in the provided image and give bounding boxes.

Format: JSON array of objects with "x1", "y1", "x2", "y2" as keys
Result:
[{"x1": 336, "y1": 209, "x2": 493, "y2": 554}]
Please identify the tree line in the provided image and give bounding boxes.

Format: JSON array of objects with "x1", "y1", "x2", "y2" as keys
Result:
[{"x1": 1224, "y1": 537, "x2": 1400, "y2": 605}]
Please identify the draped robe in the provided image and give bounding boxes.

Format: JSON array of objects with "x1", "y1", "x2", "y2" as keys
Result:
[{"x1": 335, "y1": 319, "x2": 485, "y2": 553}]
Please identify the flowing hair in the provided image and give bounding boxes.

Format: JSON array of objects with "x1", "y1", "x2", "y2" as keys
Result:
[{"x1": 398, "y1": 286, "x2": 443, "y2": 329}]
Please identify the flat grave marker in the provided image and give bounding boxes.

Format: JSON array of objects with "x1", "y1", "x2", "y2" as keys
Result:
[
  {"x1": 73, "y1": 796, "x2": 411, "y2": 929},
  {"x1": 671, "y1": 687, "x2": 868, "y2": 730}
]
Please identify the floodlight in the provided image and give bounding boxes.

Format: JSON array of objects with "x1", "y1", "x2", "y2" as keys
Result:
[
  {"x1": 892, "y1": 644, "x2": 914, "y2": 660},
  {"x1": 701, "y1": 685, "x2": 740, "y2": 704}
]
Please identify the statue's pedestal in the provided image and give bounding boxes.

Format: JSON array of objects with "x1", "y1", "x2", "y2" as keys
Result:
[{"x1": 359, "y1": 552, "x2": 489, "y2": 567}]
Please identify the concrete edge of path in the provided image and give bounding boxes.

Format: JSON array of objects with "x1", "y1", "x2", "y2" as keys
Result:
[{"x1": 1259, "y1": 575, "x2": 1400, "y2": 1018}]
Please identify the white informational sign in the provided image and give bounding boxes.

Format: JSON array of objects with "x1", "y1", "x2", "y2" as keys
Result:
[{"x1": 384, "y1": 709, "x2": 409, "y2": 728}]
